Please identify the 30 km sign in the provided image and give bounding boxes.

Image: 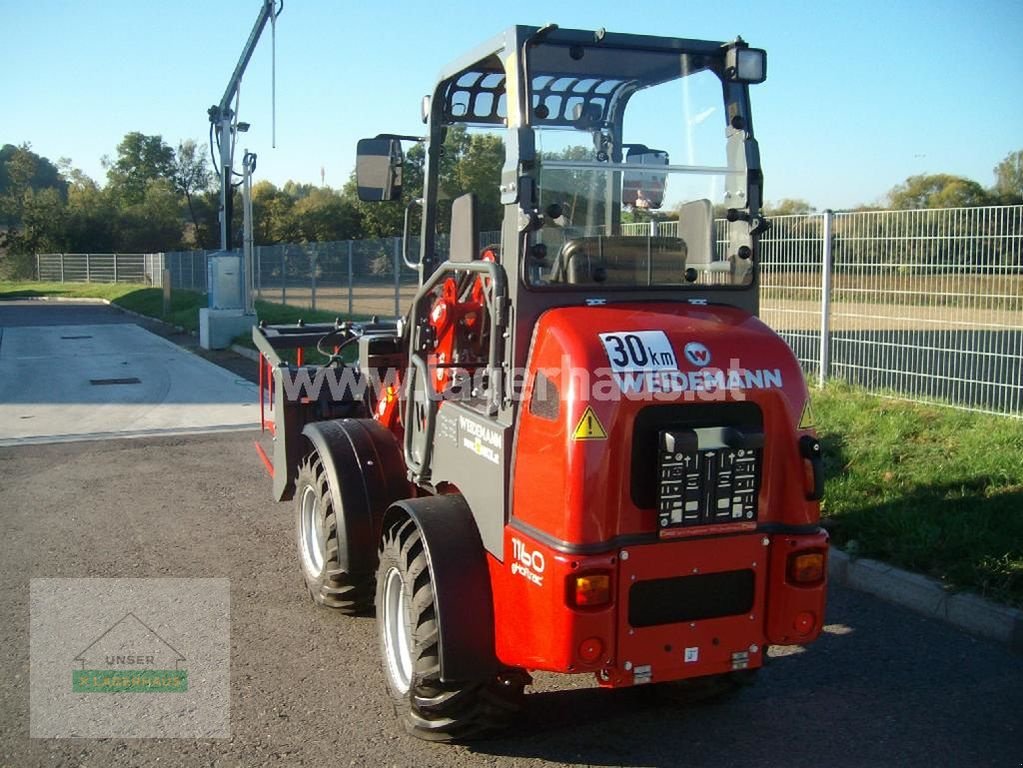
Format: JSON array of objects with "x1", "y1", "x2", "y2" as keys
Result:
[{"x1": 599, "y1": 331, "x2": 678, "y2": 373}]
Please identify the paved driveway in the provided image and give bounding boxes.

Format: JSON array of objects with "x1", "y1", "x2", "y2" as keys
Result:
[
  {"x1": 0, "y1": 301, "x2": 258, "y2": 446},
  {"x1": 1, "y1": 431, "x2": 1020, "y2": 767}
]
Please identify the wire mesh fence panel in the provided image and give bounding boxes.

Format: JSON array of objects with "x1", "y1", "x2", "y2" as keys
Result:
[
  {"x1": 827, "y1": 206, "x2": 1022, "y2": 417},
  {"x1": 33, "y1": 253, "x2": 157, "y2": 284},
  {"x1": 163, "y1": 251, "x2": 210, "y2": 292},
  {"x1": 758, "y1": 214, "x2": 825, "y2": 381},
  {"x1": 36, "y1": 254, "x2": 63, "y2": 282}
]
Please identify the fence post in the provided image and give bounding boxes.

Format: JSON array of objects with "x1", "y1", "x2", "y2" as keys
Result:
[
  {"x1": 86, "y1": 253, "x2": 91, "y2": 283},
  {"x1": 35, "y1": 254, "x2": 40, "y2": 281},
  {"x1": 310, "y1": 248, "x2": 317, "y2": 311},
  {"x1": 256, "y1": 246, "x2": 262, "y2": 298},
  {"x1": 347, "y1": 240, "x2": 354, "y2": 317},
  {"x1": 281, "y1": 248, "x2": 287, "y2": 305},
  {"x1": 190, "y1": 252, "x2": 195, "y2": 291},
  {"x1": 818, "y1": 209, "x2": 834, "y2": 388},
  {"x1": 393, "y1": 237, "x2": 401, "y2": 317},
  {"x1": 60, "y1": 253, "x2": 65, "y2": 282},
  {"x1": 113, "y1": 254, "x2": 118, "y2": 284}
]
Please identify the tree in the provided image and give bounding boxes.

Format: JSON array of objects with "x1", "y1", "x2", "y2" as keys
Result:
[
  {"x1": 252, "y1": 181, "x2": 300, "y2": 244},
  {"x1": 292, "y1": 188, "x2": 360, "y2": 243},
  {"x1": 115, "y1": 178, "x2": 183, "y2": 252},
  {"x1": 64, "y1": 172, "x2": 117, "y2": 252},
  {"x1": 992, "y1": 150, "x2": 1023, "y2": 203},
  {"x1": 886, "y1": 173, "x2": 992, "y2": 210},
  {"x1": 105, "y1": 132, "x2": 175, "y2": 206},
  {"x1": 0, "y1": 143, "x2": 67, "y2": 227},
  {"x1": 173, "y1": 140, "x2": 214, "y2": 247},
  {"x1": 764, "y1": 198, "x2": 815, "y2": 216}
]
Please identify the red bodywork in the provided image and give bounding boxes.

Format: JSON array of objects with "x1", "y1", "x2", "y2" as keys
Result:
[{"x1": 486, "y1": 302, "x2": 828, "y2": 685}]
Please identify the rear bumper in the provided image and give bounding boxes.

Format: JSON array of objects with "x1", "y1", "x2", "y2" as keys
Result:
[{"x1": 492, "y1": 527, "x2": 828, "y2": 686}]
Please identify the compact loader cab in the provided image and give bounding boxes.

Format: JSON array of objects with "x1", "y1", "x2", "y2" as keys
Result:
[{"x1": 255, "y1": 24, "x2": 828, "y2": 742}]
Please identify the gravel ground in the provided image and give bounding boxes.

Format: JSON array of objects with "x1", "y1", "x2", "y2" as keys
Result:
[{"x1": 1, "y1": 432, "x2": 1022, "y2": 768}]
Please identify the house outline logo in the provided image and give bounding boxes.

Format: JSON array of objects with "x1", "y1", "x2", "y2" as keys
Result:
[{"x1": 72, "y1": 612, "x2": 188, "y2": 693}]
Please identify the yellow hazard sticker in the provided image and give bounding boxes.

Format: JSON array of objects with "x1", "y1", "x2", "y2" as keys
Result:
[
  {"x1": 798, "y1": 400, "x2": 815, "y2": 430},
  {"x1": 573, "y1": 406, "x2": 608, "y2": 441}
]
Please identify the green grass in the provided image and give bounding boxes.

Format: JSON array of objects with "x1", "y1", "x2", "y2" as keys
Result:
[
  {"x1": 0, "y1": 280, "x2": 208, "y2": 333},
  {"x1": 0, "y1": 280, "x2": 149, "y2": 302},
  {"x1": 813, "y1": 381, "x2": 1023, "y2": 607}
]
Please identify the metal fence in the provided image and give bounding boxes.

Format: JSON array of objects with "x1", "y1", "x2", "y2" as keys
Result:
[
  {"x1": 36, "y1": 253, "x2": 166, "y2": 285},
  {"x1": 34, "y1": 205, "x2": 1023, "y2": 417}
]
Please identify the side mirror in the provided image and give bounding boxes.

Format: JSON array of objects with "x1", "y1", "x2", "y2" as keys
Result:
[
  {"x1": 623, "y1": 145, "x2": 668, "y2": 210},
  {"x1": 356, "y1": 138, "x2": 403, "y2": 202}
]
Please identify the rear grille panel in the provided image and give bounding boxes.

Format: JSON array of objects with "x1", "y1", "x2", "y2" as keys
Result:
[{"x1": 628, "y1": 569, "x2": 755, "y2": 627}]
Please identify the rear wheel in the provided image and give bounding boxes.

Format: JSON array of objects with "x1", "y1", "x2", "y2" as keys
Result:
[
  {"x1": 376, "y1": 515, "x2": 524, "y2": 741},
  {"x1": 294, "y1": 454, "x2": 373, "y2": 613}
]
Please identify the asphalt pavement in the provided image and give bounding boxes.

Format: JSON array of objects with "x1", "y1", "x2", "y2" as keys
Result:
[{"x1": 1, "y1": 301, "x2": 1021, "y2": 767}]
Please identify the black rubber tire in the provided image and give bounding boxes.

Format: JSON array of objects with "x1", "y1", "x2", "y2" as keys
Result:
[
  {"x1": 652, "y1": 668, "x2": 759, "y2": 706},
  {"x1": 376, "y1": 516, "x2": 523, "y2": 741},
  {"x1": 294, "y1": 453, "x2": 373, "y2": 614}
]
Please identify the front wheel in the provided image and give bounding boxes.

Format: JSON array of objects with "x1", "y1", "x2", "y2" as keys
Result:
[
  {"x1": 294, "y1": 454, "x2": 373, "y2": 613},
  {"x1": 375, "y1": 515, "x2": 523, "y2": 741}
]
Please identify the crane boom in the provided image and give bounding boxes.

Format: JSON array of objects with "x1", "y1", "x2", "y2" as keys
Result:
[{"x1": 209, "y1": 0, "x2": 282, "y2": 251}]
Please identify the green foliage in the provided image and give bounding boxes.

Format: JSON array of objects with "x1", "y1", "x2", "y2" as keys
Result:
[
  {"x1": 764, "y1": 198, "x2": 815, "y2": 215},
  {"x1": 0, "y1": 143, "x2": 67, "y2": 219},
  {"x1": 115, "y1": 178, "x2": 184, "y2": 252},
  {"x1": 173, "y1": 140, "x2": 214, "y2": 247},
  {"x1": 992, "y1": 149, "x2": 1023, "y2": 203},
  {"x1": 814, "y1": 381, "x2": 1023, "y2": 606},
  {"x1": 292, "y1": 188, "x2": 361, "y2": 243},
  {"x1": 886, "y1": 173, "x2": 993, "y2": 209},
  {"x1": 104, "y1": 132, "x2": 176, "y2": 207}
]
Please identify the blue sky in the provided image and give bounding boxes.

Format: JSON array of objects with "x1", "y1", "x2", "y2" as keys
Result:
[{"x1": 5, "y1": 0, "x2": 1022, "y2": 210}]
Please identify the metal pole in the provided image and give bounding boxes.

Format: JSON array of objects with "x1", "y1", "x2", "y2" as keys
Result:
[
  {"x1": 242, "y1": 150, "x2": 256, "y2": 314},
  {"x1": 256, "y1": 245, "x2": 262, "y2": 299},
  {"x1": 163, "y1": 269, "x2": 172, "y2": 315},
  {"x1": 113, "y1": 254, "x2": 118, "y2": 283},
  {"x1": 86, "y1": 253, "x2": 91, "y2": 283},
  {"x1": 35, "y1": 254, "x2": 40, "y2": 281},
  {"x1": 60, "y1": 253, "x2": 64, "y2": 282},
  {"x1": 281, "y1": 247, "x2": 286, "y2": 305},
  {"x1": 393, "y1": 237, "x2": 401, "y2": 317},
  {"x1": 818, "y1": 210, "x2": 834, "y2": 388},
  {"x1": 347, "y1": 240, "x2": 354, "y2": 317},
  {"x1": 310, "y1": 248, "x2": 317, "y2": 311}
]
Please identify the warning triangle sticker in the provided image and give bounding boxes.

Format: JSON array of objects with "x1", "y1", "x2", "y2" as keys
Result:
[
  {"x1": 798, "y1": 400, "x2": 815, "y2": 430},
  {"x1": 573, "y1": 406, "x2": 608, "y2": 441}
]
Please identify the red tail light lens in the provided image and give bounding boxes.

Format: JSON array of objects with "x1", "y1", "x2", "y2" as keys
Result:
[
  {"x1": 788, "y1": 551, "x2": 826, "y2": 585},
  {"x1": 569, "y1": 572, "x2": 612, "y2": 607}
]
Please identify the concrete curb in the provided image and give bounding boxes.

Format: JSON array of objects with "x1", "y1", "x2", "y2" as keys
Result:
[
  {"x1": 230, "y1": 344, "x2": 261, "y2": 362},
  {"x1": 0, "y1": 295, "x2": 110, "y2": 304},
  {"x1": 829, "y1": 548, "x2": 1023, "y2": 653}
]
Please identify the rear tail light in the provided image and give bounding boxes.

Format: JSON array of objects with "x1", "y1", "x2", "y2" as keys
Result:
[
  {"x1": 569, "y1": 572, "x2": 612, "y2": 608},
  {"x1": 578, "y1": 637, "x2": 604, "y2": 663},
  {"x1": 794, "y1": 611, "x2": 817, "y2": 635},
  {"x1": 787, "y1": 550, "x2": 826, "y2": 585}
]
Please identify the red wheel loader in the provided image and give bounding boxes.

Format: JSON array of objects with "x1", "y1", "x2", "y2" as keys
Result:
[{"x1": 252, "y1": 24, "x2": 828, "y2": 741}]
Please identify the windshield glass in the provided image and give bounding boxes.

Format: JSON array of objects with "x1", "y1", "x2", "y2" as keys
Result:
[{"x1": 524, "y1": 44, "x2": 751, "y2": 290}]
